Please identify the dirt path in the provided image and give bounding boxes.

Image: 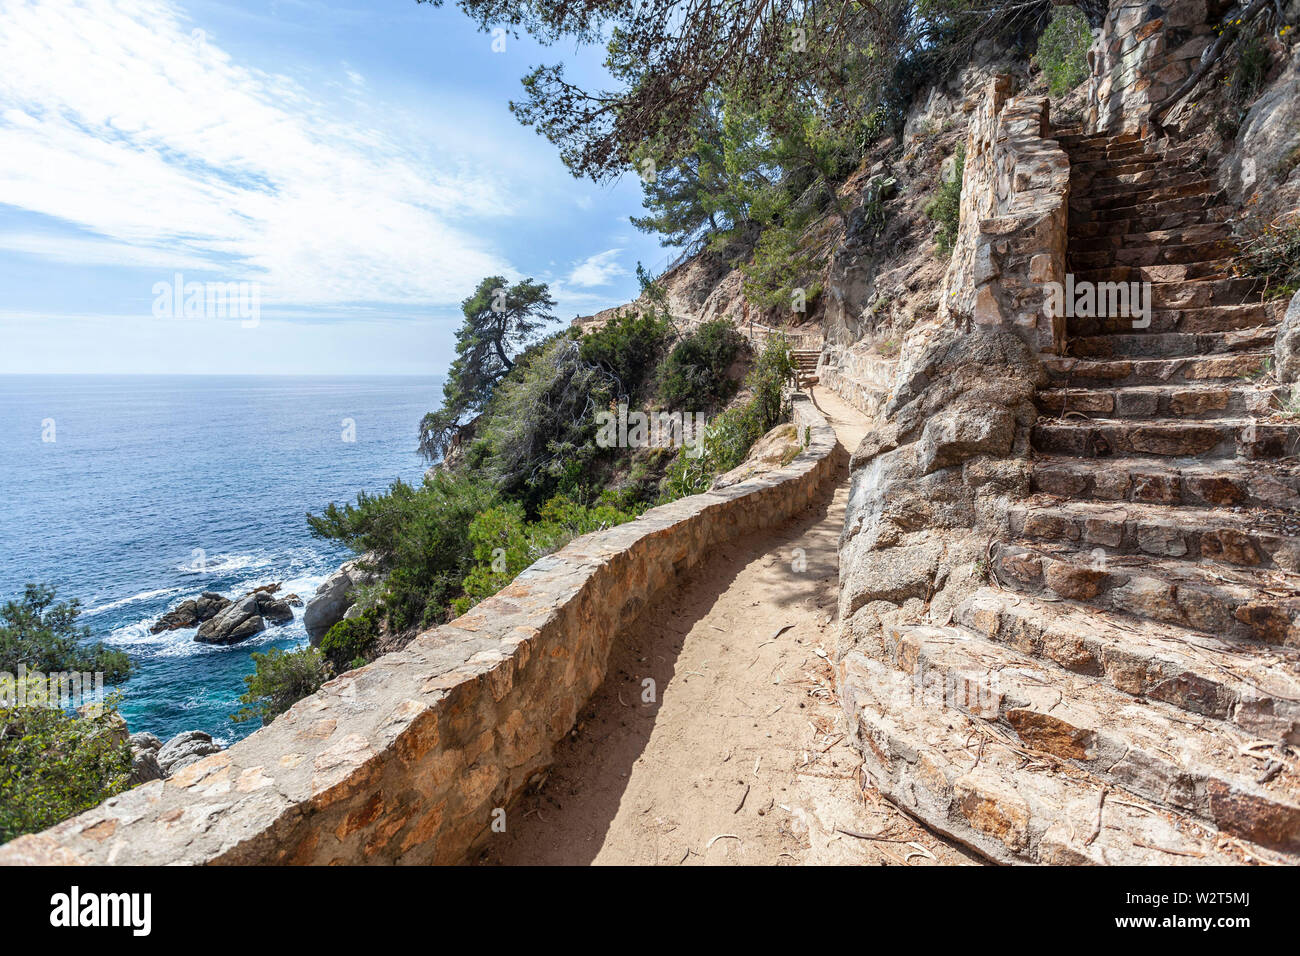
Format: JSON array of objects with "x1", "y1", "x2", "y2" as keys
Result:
[{"x1": 476, "y1": 386, "x2": 977, "y2": 866}]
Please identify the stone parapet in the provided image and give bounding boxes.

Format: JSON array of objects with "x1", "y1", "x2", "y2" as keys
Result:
[
  {"x1": 940, "y1": 77, "x2": 1071, "y2": 355},
  {"x1": 0, "y1": 397, "x2": 838, "y2": 866}
]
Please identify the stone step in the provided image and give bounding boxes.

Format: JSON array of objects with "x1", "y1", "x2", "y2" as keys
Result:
[
  {"x1": 1070, "y1": 156, "x2": 1163, "y2": 177},
  {"x1": 1081, "y1": 175, "x2": 1215, "y2": 207},
  {"x1": 1057, "y1": 130, "x2": 1144, "y2": 149},
  {"x1": 839, "y1": 651, "x2": 1257, "y2": 864},
  {"x1": 990, "y1": 540, "x2": 1300, "y2": 646},
  {"x1": 876, "y1": 623, "x2": 1300, "y2": 851},
  {"x1": 1036, "y1": 382, "x2": 1282, "y2": 420},
  {"x1": 957, "y1": 588, "x2": 1300, "y2": 741},
  {"x1": 1007, "y1": 497, "x2": 1300, "y2": 570},
  {"x1": 1069, "y1": 208, "x2": 1236, "y2": 238},
  {"x1": 1075, "y1": 191, "x2": 1229, "y2": 225},
  {"x1": 1031, "y1": 417, "x2": 1298, "y2": 460},
  {"x1": 1073, "y1": 166, "x2": 1209, "y2": 191},
  {"x1": 1071, "y1": 260, "x2": 1237, "y2": 285},
  {"x1": 1030, "y1": 455, "x2": 1300, "y2": 510},
  {"x1": 1068, "y1": 327, "x2": 1276, "y2": 358},
  {"x1": 1070, "y1": 223, "x2": 1232, "y2": 253},
  {"x1": 1042, "y1": 351, "x2": 1271, "y2": 386},
  {"x1": 1071, "y1": 239, "x2": 1237, "y2": 271},
  {"x1": 1067, "y1": 300, "x2": 1282, "y2": 334}
]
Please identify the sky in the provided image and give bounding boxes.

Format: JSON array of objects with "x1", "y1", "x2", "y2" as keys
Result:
[{"x1": 0, "y1": 0, "x2": 675, "y2": 375}]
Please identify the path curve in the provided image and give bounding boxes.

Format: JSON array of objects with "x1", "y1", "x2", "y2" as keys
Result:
[{"x1": 476, "y1": 386, "x2": 977, "y2": 866}]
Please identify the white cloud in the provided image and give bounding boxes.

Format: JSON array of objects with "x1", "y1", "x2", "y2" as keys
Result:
[
  {"x1": 567, "y1": 248, "x2": 627, "y2": 287},
  {"x1": 0, "y1": 0, "x2": 514, "y2": 306}
]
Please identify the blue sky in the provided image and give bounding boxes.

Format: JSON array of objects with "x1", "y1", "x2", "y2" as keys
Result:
[{"x1": 0, "y1": 0, "x2": 673, "y2": 374}]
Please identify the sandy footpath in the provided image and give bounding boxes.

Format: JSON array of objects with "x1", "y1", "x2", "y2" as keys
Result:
[{"x1": 476, "y1": 386, "x2": 978, "y2": 866}]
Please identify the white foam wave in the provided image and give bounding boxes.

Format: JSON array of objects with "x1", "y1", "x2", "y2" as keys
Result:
[{"x1": 83, "y1": 586, "x2": 184, "y2": 617}]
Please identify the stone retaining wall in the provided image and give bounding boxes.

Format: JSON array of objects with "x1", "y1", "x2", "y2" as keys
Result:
[
  {"x1": 0, "y1": 397, "x2": 838, "y2": 866},
  {"x1": 1086, "y1": 0, "x2": 1215, "y2": 136},
  {"x1": 940, "y1": 76, "x2": 1071, "y2": 356}
]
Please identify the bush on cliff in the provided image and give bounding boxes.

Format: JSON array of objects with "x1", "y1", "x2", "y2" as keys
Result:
[
  {"x1": 231, "y1": 646, "x2": 329, "y2": 726},
  {"x1": 0, "y1": 586, "x2": 133, "y2": 843},
  {"x1": 658, "y1": 319, "x2": 747, "y2": 411},
  {"x1": 925, "y1": 142, "x2": 965, "y2": 257},
  {"x1": 661, "y1": 334, "x2": 795, "y2": 498},
  {"x1": 0, "y1": 696, "x2": 132, "y2": 843},
  {"x1": 308, "y1": 472, "x2": 500, "y2": 632},
  {"x1": 452, "y1": 493, "x2": 644, "y2": 615},
  {"x1": 1037, "y1": 5, "x2": 1092, "y2": 96},
  {"x1": 1, "y1": 584, "x2": 131, "y2": 682}
]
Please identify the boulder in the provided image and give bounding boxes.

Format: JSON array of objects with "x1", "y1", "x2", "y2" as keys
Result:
[
  {"x1": 129, "y1": 731, "x2": 162, "y2": 752},
  {"x1": 150, "y1": 592, "x2": 230, "y2": 633},
  {"x1": 194, "y1": 589, "x2": 295, "y2": 645},
  {"x1": 304, "y1": 557, "x2": 377, "y2": 645},
  {"x1": 156, "y1": 730, "x2": 222, "y2": 775},
  {"x1": 1276, "y1": 290, "x2": 1300, "y2": 386},
  {"x1": 128, "y1": 748, "x2": 164, "y2": 785}
]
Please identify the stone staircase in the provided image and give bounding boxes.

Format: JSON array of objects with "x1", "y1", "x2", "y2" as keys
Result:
[
  {"x1": 791, "y1": 349, "x2": 821, "y2": 389},
  {"x1": 842, "y1": 129, "x2": 1300, "y2": 864}
]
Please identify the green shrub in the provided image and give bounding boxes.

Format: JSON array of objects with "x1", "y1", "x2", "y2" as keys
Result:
[
  {"x1": 658, "y1": 319, "x2": 747, "y2": 410},
  {"x1": 453, "y1": 494, "x2": 643, "y2": 615},
  {"x1": 578, "y1": 309, "x2": 672, "y2": 400},
  {"x1": 1, "y1": 584, "x2": 130, "y2": 682},
  {"x1": 0, "y1": 698, "x2": 131, "y2": 843},
  {"x1": 1038, "y1": 5, "x2": 1092, "y2": 96},
  {"x1": 924, "y1": 143, "x2": 965, "y2": 257},
  {"x1": 308, "y1": 472, "x2": 499, "y2": 631},
  {"x1": 661, "y1": 335, "x2": 795, "y2": 498},
  {"x1": 318, "y1": 614, "x2": 378, "y2": 673},
  {"x1": 231, "y1": 646, "x2": 329, "y2": 726}
]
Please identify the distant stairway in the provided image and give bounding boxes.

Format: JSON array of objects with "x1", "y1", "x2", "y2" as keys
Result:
[
  {"x1": 792, "y1": 349, "x2": 821, "y2": 389},
  {"x1": 844, "y1": 129, "x2": 1300, "y2": 865}
]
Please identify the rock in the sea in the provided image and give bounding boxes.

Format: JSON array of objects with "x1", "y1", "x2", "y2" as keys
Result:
[
  {"x1": 156, "y1": 730, "x2": 222, "y2": 775},
  {"x1": 282, "y1": 593, "x2": 303, "y2": 607},
  {"x1": 150, "y1": 591, "x2": 231, "y2": 633},
  {"x1": 304, "y1": 556, "x2": 377, "y2": 645},
  {"x1": 194, "y1": 589, "x2": 296, "y2": 645},
  {"x1": 1276, "y1": 290, "x2": 1300, "y2": 386}
]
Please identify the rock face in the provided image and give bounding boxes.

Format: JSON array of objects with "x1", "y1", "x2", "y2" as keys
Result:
[
  {"x1": 1276, "y1": 291, "x2": 1300, "y2": 386},
  {"x1": 1219, "y1": 44, "x2": 1300, "y2": 226},
  {"x1": 155, "y1": 730, "x2": 222, "y2": 776},
  {"x1": 150, "y1": 592, "x2": 230, "y2": 633},
  {"x1": 303, "y1": 558, "x2": 377, "y2": 645},
  {"x1": 195, "y1": 590, "x2": 294, "y2": 645}
]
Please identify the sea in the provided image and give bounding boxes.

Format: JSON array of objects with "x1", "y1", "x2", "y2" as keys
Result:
[{"x1": 0, "y1": 375, "x2": 441, "y2": 745}]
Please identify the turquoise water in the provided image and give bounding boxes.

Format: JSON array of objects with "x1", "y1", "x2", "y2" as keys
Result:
[{"x1": 0, "y1": 375, "x2": 440, "y2": 744}]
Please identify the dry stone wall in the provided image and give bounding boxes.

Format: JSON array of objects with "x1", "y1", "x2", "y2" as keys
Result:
[
  {"x1": 1086, "y1": 0, "x2": 1216, "y2": 135},
  {"x1": 940, "y1": 77, "x2": 1071, "y2": 356},
  {"x1": 0, "y1": 397, "x2": 837, "y2": 866}
]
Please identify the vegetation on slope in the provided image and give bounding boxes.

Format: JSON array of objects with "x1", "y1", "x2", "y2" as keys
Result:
[{"x1": 0, "y1": 587, "x2": 133, "y2": 843}]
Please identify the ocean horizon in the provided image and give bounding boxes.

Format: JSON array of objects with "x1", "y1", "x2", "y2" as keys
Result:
[{"x1": 0, "y1": 374, "x2": 443, "y2": 745}]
